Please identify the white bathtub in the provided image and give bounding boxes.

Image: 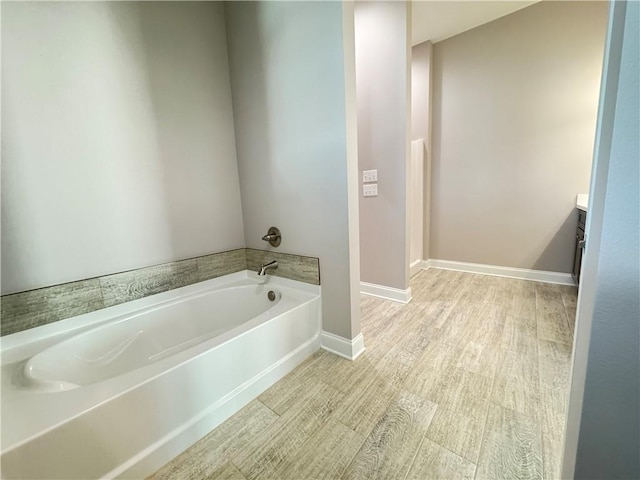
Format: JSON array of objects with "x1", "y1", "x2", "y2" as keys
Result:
[{"x1": 0, "y1": 271, "x2": 322, "y2": 479}]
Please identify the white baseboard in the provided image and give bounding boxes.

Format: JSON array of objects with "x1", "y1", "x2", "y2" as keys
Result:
[
  {"x1": 428, "y1": 259, "x2": 576, "y2": 286},
  {"x1": 360, "y1": 282, "x2": 412, "y2": 303},
  {"x1": 321, "y1": 331, "x2": 365, "y2": 361},
  {"x1": 410, "y1": 259, "x2": 424, "y2": 277},
  {"x1": 410, "y1": 260, "x2": 433, "y2": 277}
]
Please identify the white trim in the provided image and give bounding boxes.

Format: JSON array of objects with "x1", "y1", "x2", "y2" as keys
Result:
[
  {"x1": 428, "y1": 259, "x2": 576, "y2": 286},
  {"x1": 360, "y1": 282, "x2": 413, "y2": 303},
  {"x1": 409, "y1": 259, "x2": 423, "y2": 277},
  {"x1": 410, "y1": 259, "x2": 432, "y2": 276},
  {"x1": 321, "y1": 331, "x2": 365, "y2": 361}
]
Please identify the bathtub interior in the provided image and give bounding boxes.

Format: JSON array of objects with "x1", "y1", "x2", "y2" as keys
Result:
[
  {"x1": 0, "y1": 270, "x2": 322, "y2": 478},
  {"x1": 22, "y1": 285, "x2": 285, "y2": 391}
]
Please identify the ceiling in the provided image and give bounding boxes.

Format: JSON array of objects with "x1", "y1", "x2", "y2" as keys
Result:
[{"x1": 412, "y1": 0, "x2": 540, "y2": 45}]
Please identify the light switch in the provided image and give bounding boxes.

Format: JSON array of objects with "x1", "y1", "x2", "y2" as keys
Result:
[
  {"x1": 363, "y1": 183, "x2": 378, "y2": 197},
  {"x1": 363, "y1": 169, "x2": 378, "y2": 183}
]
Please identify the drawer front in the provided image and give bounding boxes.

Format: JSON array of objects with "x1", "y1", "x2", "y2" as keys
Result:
[{"x1": 578, "y1": 209, "x2": 587, "y2": 229}]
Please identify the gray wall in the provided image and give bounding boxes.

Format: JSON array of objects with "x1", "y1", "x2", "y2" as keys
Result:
[
  {"x1": 430, "y1": 1, "x2": 608, "y2": 272},
  {"x1": 1, "y1": 2, "x2": 244, "y2": 295},
  {"x1": 356, "y1": 1, "x2": 410, "y2": 290},
  {"x1": 225, "y1": 2, "x2": 360, "y2": 339},
  {"x1": 573, "y1": 1, "x2": 639, "y2": 477}
]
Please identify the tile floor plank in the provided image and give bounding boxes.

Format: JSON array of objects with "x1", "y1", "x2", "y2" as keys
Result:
[
  {"x1": 147, "y1": 400, "x2": 278, "y2": 480},
  {"x1": 501, "y1": 315, "x2": 538, "y2": 356},
  {"x1": 334, "y1": 374, "x2": 399, "y2": 437},
  {"x1": 538, "y1": 338, "x2": 572, "y2": 421},
  {"x1": 315, "y1": 353, "x2": 379, "y2": 393},
  {"x1": 535, "y1": 284, "x2": 573, "y2": 346},
  {"x1": 456, "y1": 340, "x2": 502, "y2": 379},
  {"x1": 405, "y1": 438, "x2": 476, "y2": 480},
  {"x1": 360, "y1": 297, "x2": 405, "y2": 328},
  {"x1": 205, "y1": 463, "x2": 247, "y2": 480},
  {"x1": 538, "y1": 338, "x2": 573, "y2": 479},
  {"x1": 424, "y1": 368, "x2": 492, "y2": 463},
  {"x1": 342, "y1": 390, "x2": 437, "y2": 480},
  {"x1": 412, "y1": 269, "x2": 471, "y2": 303},
  {"x1": 402, "y1": 341, "x2": 463, "y2": 399},
  {"x1": 258, "y1": 350, "x2": 335, "y2": 415},
  {"x1": 492, "y1": 348, "x2": 541, "y2": 420},
  {"x1": 540, "y1": 409, "x2": 566, "y2": 480},
  {"x1": 476, "y1": 403, "x2": 543, "y2": 480},
  {"x1": 505, "y1": 279, "x2": 538, "y2": 320},
  {"x1": 272, "y1": 419, "x2": 364, "y2": 480},
  {"x1": 232, "y1": 382, "x2": 344, "y2": 480}
]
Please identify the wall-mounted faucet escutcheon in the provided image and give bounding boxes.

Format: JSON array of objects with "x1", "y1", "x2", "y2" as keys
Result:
[{"x1": 261, "y1": 227, "x2": 281, "y2": 247}]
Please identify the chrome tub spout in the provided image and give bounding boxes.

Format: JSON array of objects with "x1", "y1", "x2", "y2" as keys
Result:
[{"x1": 258, "y1": 260, "x2": 278, "y2": 276}]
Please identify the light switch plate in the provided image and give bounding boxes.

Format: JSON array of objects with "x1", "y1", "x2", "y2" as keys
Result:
[
  {"x1": 363, "y1": 184, "x2": 378, "y2": 197},
  {"x1": 363, "y1": 169, "x2": 378, "y2": 183}
]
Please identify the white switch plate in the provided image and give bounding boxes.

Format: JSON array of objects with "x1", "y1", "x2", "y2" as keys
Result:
[
  {"x1": 363, "y1": 169, "x2": 378, "y2": 183},
  {"x1": 363, "y1": 183, "x2": 378, "y2": 197}
]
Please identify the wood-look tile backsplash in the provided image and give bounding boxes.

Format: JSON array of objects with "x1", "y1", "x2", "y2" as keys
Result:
[
  {"x1": 0, "y1": 248, "x2": 319, "y2": 336},
  {"x1": 245, "y1": 249, "x2": 320, "y2": 286}
]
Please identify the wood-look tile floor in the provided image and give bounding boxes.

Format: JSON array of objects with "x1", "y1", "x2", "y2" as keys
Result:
[{"x1": 149, "y1": 269, "x2": 576, "y2": 480}]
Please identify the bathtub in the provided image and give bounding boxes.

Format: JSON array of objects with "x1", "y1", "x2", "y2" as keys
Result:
[{"x1": 0, "y1": 271, "x2": 321, "y2": 479}]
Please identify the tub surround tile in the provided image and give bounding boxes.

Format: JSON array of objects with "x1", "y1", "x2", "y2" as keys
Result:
[
  {"x1": 100, "y1": 259, "x2": 199, "y2": 308},
  {"x1": 245, "y1": 248, "x2": 320, "y2": 285},
  {"x1": 1, "y1": 248, "x2": 320, "y2": 336},
  {"x1": 197, "y1": 249, "x2": 247, "y2": 283},
  {"x1": 0, "y1": 279, "x2": 104, "y2": 336}
]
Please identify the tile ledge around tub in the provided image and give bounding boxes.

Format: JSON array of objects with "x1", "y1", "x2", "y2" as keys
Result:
[
  {"x1": 1, "y1": 247, "x2": 321, "y2": 337},
  {"x1": 0, "y1": 248, "x2": 247, "y2": 337}
]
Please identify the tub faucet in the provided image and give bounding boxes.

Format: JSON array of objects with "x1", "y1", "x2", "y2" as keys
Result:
[{"x1": 258, "y1": 260, "x2": 278, "y2": 276}]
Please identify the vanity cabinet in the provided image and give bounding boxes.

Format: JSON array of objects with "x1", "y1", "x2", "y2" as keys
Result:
[{"x1": 573, "y1": 209, "x2": 586, "y2": 285}]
